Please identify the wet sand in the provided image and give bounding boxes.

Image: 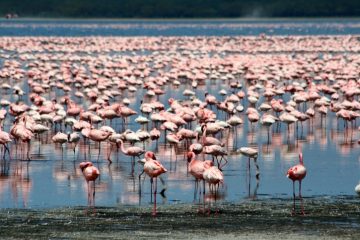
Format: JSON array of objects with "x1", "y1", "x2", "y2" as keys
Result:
[{"x1": 1, "y1": 197, "x2": 359, "y2": 239}]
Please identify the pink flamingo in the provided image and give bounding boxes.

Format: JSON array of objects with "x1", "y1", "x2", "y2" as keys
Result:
[
  {"x1": 65, "y1": 98, "x2": 82, "y2": 118},
  {"x1": 116, "y1": 139, "x2": 145, "y2": 160},
  {"x1": 141, "y1": 151, "x2": 167, "y2": 216},
  {"x1": 79, "y1": 161, "x2": 100, "y2": 207},
  {"x1": 116, "y1": 139, "x2": 145, "y2": 174},
  {"x1": 187, "y1": 151, "x2": 214, "y2": 199},
  {"x1": 10, "y1": 117, "x2": 34, "y2": 160},
  {"x1": 88, "y1": 128, "x2": 112, "y2": 162},
  {"x1": 52, "y1": 132, "x2": 68, "y2": 160},
  {"x1": 287, "y1": 152, "x2": 307, "y2": 215},
  {"x1": 0, "y1": 127, "x2": 11, "y2": 158},
  {"x1": 203, "y1": 165, "x2": 224, "y2": 193}
]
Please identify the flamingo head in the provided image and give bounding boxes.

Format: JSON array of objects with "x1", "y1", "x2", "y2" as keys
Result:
[
  {"x1": 79, "y1": 161, "x2": 93, "y2": 171},
  {"x1": 168, "y1": 98, "x2": 174, "y2": 105},
  {"x1": 145, "y1": 151, "x2": 156, "y2": 160},
  {"x1": 186, "y1": 151, "x2": 195, "y2": 162}
]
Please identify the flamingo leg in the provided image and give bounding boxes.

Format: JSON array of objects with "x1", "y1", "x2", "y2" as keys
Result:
[
  {"x1": 138, "y1": 170, "x2": 145, "y2": 194},
  {"x1": 93, "y1": 180, "x2": 96, "y2": 208},
  {"x1": 194, "y1": 179, "x2": 198, "y2": 201},
  {"x1": 218, "y1": 156, "x2": 227, "y2": 170},
  {"x1": 152, "y1": 177, "x2": 157, "y2": 216},
  {"x1": 87, "y1": 181, "x2": 90, "y2": 206},
  {"x1": 27, "y1": 141, "x2": 31, "y2": 161},
  {"x1": 203, "y1": 179, "x2": 206, "y2": 195},
  {"x1": 299, "y1": 180, "x2": 305, "y2": 215},
  {"x1": 292, "y1": 180, "x2": 295, "y2": 215},
  {"x1": 254, "y1": 157, "x2": 260, "y2": 180},
  {"x1": 97, "y1": 142, "x2": 101, "y2": 162},
  {"x1": 150, "y1": 178, "x2": 153, "y2": 203},
  {"x1": 61, "y1": 144, "x2": 64, "y2": 161}
]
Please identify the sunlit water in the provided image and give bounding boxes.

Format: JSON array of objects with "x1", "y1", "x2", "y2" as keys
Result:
[{"x1": 0, "y1": 20, "x2": 359, "y2": 239}]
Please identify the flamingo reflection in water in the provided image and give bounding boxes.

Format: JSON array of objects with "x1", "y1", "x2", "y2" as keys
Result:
[
  {"x1": 139, "y1": 151, "x2": 167, "y2": 216},
  {"x1": 79, "y1": 161, "x2": 100, "y2": 212},
  {"x1": 287, "y1": 152, "x2": 307, "y2": 215}
]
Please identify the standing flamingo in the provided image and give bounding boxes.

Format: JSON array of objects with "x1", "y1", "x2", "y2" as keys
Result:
[
  {"x1": 0, "y1": 128, "x2": 11, "y2": 158},
  {"x1": 79, "y1": 161, "x2": 100, "y2": 208},
  {"x1": 88, "y1": 128, "x2": 112, "y2": 162},
  {"x1": 141, "y1": 151, "x2": 167, "y2": 216},
  {"x1": 10, "y1": 118, "x2": 34, "y2": 160},
  {"x1": 116, "y1": 139, "x2": 145, "y2": 174},
  {"x1": 203, "y1": 165, "x2": 224, "y2": 193},
  {"x1": 237, "y1": 147, "x2": 260, "y2": 198},
  {"x1": 52, "y1": 132, "x2": 68, "y2": 160},
  {"x1": 187, "y1": 151, "x2": 213, "y2": 199},
  {"x1": 287, "y1": 152, "x2": 307, "y2": 215}
]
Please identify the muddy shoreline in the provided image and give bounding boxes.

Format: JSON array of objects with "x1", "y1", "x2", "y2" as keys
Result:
[{"x1": 1, "y1": 197, "x2": 359, "y2": 239}]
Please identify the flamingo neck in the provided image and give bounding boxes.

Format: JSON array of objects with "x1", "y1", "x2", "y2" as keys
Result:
[
  {"x1": 201, "y1": 126, "x2": 207, "y2": 146},
  {"x1": 118, "y1": 139, "x2": 127, "y2": 154},
  {"x1": 188, "y1": 152, "x2": 195, "y2": 163},
  {"x1": 299, "y1": 155, "x2": 304, "y2": 165}
]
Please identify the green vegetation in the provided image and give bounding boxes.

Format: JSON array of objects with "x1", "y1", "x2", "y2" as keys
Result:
[{"x1": 1, "y1": 0, "x2": 360, "y2": 18}]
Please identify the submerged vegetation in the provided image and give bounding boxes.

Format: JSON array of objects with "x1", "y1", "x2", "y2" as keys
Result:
[{"x1": 1, "y1": 0, "x2": 360, "y2": 18}]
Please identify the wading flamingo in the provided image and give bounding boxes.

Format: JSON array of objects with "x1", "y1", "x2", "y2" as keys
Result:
[
  {"x1": 287, "y1": 152, "x2": 307, "y2": 215},
  {"x1": 187, "y1": 151, "x2": 214, "y2": 199},
  {"x1": 203, "y1": 165, "x2": 224, "y2": 193},
  {"x1": 0, "y1": 128, "x2": 11, "y2": 158},
  {"x1": 141, "y1": 151, "x2": 167, "y2": 216},
  {"x1": 79, "y1": 161, "x2": 100, "y2": 208}
]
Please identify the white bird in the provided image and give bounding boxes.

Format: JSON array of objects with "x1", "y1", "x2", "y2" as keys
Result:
[
  {"x1": 237, "y1": 147, "x2": 260, "y2": 180},
  {"x1": 355, "y1": 182, "x2": 360, "y2": 195}
]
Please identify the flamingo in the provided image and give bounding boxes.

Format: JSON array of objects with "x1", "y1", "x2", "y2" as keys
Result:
[
  {"x1": 116, "y1": 139, "x2": 145, "y2": 173},
  {"x1": 237, "y1": 147, "x2": 260, "y2": 198},
  {"x1": 187, "y1": 151, "x2": 214, "y2": 198},
  {"x1": 52, "y1": 132, "x2": 68, "y2": 160},
  {"x1": 203, "y1": 145, "x2": 228, "y2": 170},
  {"x1": 79, "y1": 161, "x2": 100, "y2": 207},
  {"x1": 203, "y1": 165, "x2": 224, "y2": 193},
  {"x1": 10, "y1": 118, "x2": 34, "y2": 160},
  {"x1": 287, "y1": 152, "x2": 307, "y2": 215},
  {"x1": 238, "y1": 147, "x2": 259, "y2": 178},
  {"x1": 88, "y1": 128, "x2": 112, "y2": 162},
  {"x1": 116, "y1": 139, "x2": 145, "y2": 160},
  {"x1": 67, "y1": 132, "x2": 81, "y2": 156},
  {"x1": 0, "y1": 128, "x2": 11, "y2": 158},
  {"x1": 141, "y1": 151, "x2": 167, "y2": 216}
]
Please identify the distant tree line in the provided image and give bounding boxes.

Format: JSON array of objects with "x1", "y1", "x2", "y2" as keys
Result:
[{"x1": 1, "y1": 0, "x2": 360, "y2": 18}]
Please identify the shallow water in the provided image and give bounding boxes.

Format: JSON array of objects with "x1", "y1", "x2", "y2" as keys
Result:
[{"x1": 0, "y1": 19, "x2": 360, "y2": 238}]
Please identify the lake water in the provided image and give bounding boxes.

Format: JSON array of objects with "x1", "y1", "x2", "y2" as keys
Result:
[
  {"x1": 0, "y1": 19, "x2": 359, "y2": 238},
  {"x1": 1, "y1": 18, "x2": 360, "y2": 36}
]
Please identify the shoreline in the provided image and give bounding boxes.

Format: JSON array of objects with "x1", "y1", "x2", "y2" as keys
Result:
[{"x1": 1, "y1": 198, "x2": 359, "y2": 239}]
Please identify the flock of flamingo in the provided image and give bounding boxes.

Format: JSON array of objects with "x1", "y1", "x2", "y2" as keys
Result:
[{"x1": 0, "y1": 35, "x2": 360, "y2": 215}]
